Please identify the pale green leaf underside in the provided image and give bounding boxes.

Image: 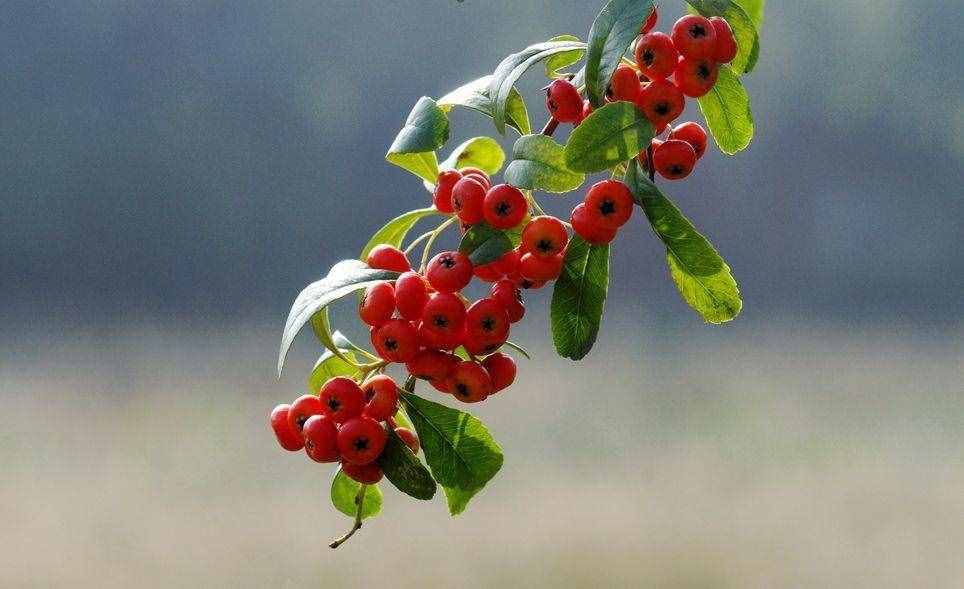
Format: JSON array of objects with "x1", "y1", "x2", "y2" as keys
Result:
[
  {"x1": 697, "y1": 65, "x2": 754, "y2": 155},
  {"x1": 439, "y1": 136, "x2": 506, "y2": 175},
  {"x1": 330, "y1": 469, "x2": 382, "y2": 520},
  {"x1": 386, "y1": 151, "x2": 439, "y2": 183},
  {"x1": 504, "y1": 134, "x2": 585, "y2": 193},
  {"x1": 438, "y1": 76, "x2": 530, "y2": 136},
  {"x1": 360, "y1": 207, "x2": 440, "y2": 260},
  {"x1": 584, "y1": 0, "x2": 655, "y2": 107},
  {"x1": 544, "y1": 34, "x2": 586, "y2": 78}
]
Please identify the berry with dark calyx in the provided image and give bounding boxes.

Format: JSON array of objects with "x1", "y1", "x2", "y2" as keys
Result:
[
  {"x1": 637, "y1": 138, "x2": 664, "y2": 171},
  {"x1": 288, "y1": 394, "x2": 325, "y2": 433},
  {"x1": 366, "y1": 244, "x2": 411, "y2": 273},
  {"x1": 361, "y1": 374, "x2": 399, "y2": 422},
  {"x1": 270, "y1": 404, "x2": 305, "y2": 451},
  {"x1": 394, "y1": 427, "x2": 420, "y2": 454},
  {"x1": 668, "y1": 122, "x2": 707, "y2": 159},
  {"x1": 460, "y1": 167, "x2": 491, "y2": 190},
  {"x1": 464, "y1": 298, "x2": 510, "y2": 348},
  {"x1": 451, "y1": 176, "x2": 487, "y2": 226},
  {"x1": 709, "y1": 16, "x2": 737, "y2": 64},
  {"x1": 341, "y1": 462, "x2": 383, "y2": 485},
  {"x1": 448, "y1": 361, "x2": 493, "y2": 403},
  {"x1": 634, "y1": 32, "x2": 678, "y2": 80},
  {"x1": 521, "y1": 215, "x2": 569, "y2": 258},
  {"x1": 426, "y1": 251, "x2": 473, "y2": 293},
  {"x1": 653, "y1": 139, "x2": 697, "y2": 180},
  {"x1": 482, "y1": 352, "x2": 517, "y2": 393},
  {"x1": 607, "y1": 64, "x2": 642, "y2": 102},
  {"x1": 519, "y1": 252, "x2": 565, "y2": 282},
  {"x1": 420, "y1": 292, "x2": 466, "y2": 344},
  {"x1": 545, "y1": 79, "x2": 583, "y2": 124},
  {"x1": 636, "y1": 78, "x2": 685, "y2": 128},
  {"x1": 571, "y1": 203, "x2": 618, "y2": 245},
  {"x1": 640, "y1": 4, "x2": 658, "y2": 34},
  {"x1": 483, "y1": 184, "x2": 528, "y2": 229},
  {"x1": 371, "y1": 318, "x2": 419, "y2": 363},
  {"x1": 358, "y1": 281, "x2": 395, "y2": 327},
  {"x1": 303, "y1": 414, "x2": 340, "y2": 462},
  {"x1": 433, "y1": 170, "x2": 462, "y2": 213},
  {"x1": 319, "y1": 376, "x2": 365, "y2": 424},
  {"x1": 490, "y1": 279, "x2": 525, "y2": 323},
  {"x1": 584, "y1": 179, "x2": 635, "y2": 230},
  {"x1": 417, "y1": 320, "x2": 463, "y2": 352},
  {"x1": 515, "y1": 277, "x2": 547, "y2": 290},
  {"x1": 394, "y1": 271, "x2": 429, "y2": 321},
  {"x1": 671, "y1": 14, "x2": 717, "y2": 59},
  {"x1": 674, "y1": 57, "x2": 718, "y2": 98},
  {"x1": 337, "y1": 416, "x2": 388, "y2": 465}
]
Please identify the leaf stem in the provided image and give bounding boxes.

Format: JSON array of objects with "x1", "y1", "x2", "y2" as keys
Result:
[
  {"x1": 419, "y1": 217, "x2": 457, "y2": 273},
  {"x1": 329, "y1": 484, "x2": 367, "y2": 549},
  {"x1": 404, "y1": 229, "x2": 435, "y2": 255},
  {"x1": 524, "y1": 190, "x2": 547, "y2": 217},
  {"x1": 646, "y1": 144, "x2": 656, "y2": 183},
  {"x1": 541, "y1": 118, "x2": 559, "y2": 137}
]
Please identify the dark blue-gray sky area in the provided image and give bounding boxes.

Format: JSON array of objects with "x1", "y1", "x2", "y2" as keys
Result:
[{"x1": 1, "y1": 1, "x2": 961, "y2": 333}]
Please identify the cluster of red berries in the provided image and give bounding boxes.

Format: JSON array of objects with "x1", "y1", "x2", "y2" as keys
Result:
[{"x1": 270, "y1": 375, "x2": 419, "y2": 484}]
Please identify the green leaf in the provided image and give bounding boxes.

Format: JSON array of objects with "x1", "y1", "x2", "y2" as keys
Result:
[
  {"x1": 544, "y1": 34, "x2": 586, "y2": 78},
  {"x1": 330, "y1": 469, "x2": 382, "y2": 520},
  {"x1": 360, "y1": 208, "x2": 440, "y2": 261},
  {"x1": 386, "y1": 97, "x2": 449, "y2": 182},
  {"x1": 438, "y1": 76, "x2": 531, "y2": 136},
  {"x1": 502, "y1": 340, "x2": 532, "y2": 360},
  {"x1": 400, "y1": 391, "x2": 504, "y2": 515},
  {"x1": 308, "y1": 331, "x2": 360, "y2": 393},
  {"x1": 377, "y1": 429, "x2": 437, "y2": 500},
  {"x1": 385, "y1": 151, "x2": 439, "y2": 184},
  {"x1": 625, "y1": 159, "x2": 742, "y2": 323},
  {"x1": 459, "y1": 224, "x2": 514, "y2": 266},
  {"x1": 687, "y1": 0, "x2": 759, "y2": 74},
  {"x1": 278, "y1": 260, "x2": 400, "y2": 377},
  {"x1": 550, "y1": 235, "x2": 611, "y2": 360},
  {"x1": 584, "y1": 0, "x2": 655, "y2": 107},
  {"x1": 733, "y1": 0, "x2": 765, "y2": 29},
  {"x1": 488, "y1": 39, "x2": 587, "y2": 134},
  {"x1": 504, "y1": 134, "x2": 585, "y2": 193},
  {"x1": 564, "y1": 101, "x2": 654, "y2": 173},
  {"x1": 440, "y1": 137, "x2": 506, "y2": 175},
  {"x1": 696, "y1": 65, "x2": 754, "y2": 155}
]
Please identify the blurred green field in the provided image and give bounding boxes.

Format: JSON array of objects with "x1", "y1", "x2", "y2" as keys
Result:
[{"x1": 2, "y1": 324, "x2": 962, "y2": 588}]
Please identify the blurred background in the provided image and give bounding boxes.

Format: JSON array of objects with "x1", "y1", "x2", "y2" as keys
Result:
[{"x1": 2, "y1": 1, "x2": 962, "y2": 587}]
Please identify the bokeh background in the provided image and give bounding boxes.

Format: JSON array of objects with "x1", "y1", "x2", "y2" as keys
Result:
[{"x1": 2, "y1": 1, "x2": 962, "y2": 587}]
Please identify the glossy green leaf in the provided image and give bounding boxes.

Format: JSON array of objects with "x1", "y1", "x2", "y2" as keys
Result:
[
  {"x1": 584, "y1": 0, "x2": 655, "y2": 107},
  {"x1": 360, "y1": 208, "x2": 440, "y2": 260},
  {"x1": 385, "y1": 151, "x2": 439, "y2": 184},
  {"x1": 502, "y1": 340, "x2": 532, "y2": 360},
  {"x1": 377, "y1": 429, "x2": 437, "y2": 500},
  {"x1": 697, "y1": 65, "x2": 754, "y2": 155},
  {"x1": 438, "y1": 76, "x2": 531, "y2": 136},
  {"x1": 308, "y1": 331, "x2": 360, "y2": 393},
  {"x1": 386, "y1": 97, "x2": 449, "y2": 182},
  {"x1": 504, "y1": 134, "x2": 585, "y2": 193},
  {"x1": 687, "y1": 0, "x2": 759, "y2": 74},
  {"x1": 459, "y1": 224, "x2": 514, "y2": 266},
  {"x1": 544, "y1": 34, "x2": 585, "y2": 78},
  {"x1": 330, "y1": 469, "x2": 382, "y2": 520},
  {"x1": 400, "y1": 391, "x2": 504, "y2": 515},
  {"x1": 733, "y1": 0, "x2": 765, "y2": 28},
  {"x1": 439, "y1": 136, "x2": 506, "y2": 175},
  {"x1": 550, "y1": 235, "x2": 610, "y2": 360},
  {"x1": 564, "y1": 101, "x2": 654, "y2": 173}
]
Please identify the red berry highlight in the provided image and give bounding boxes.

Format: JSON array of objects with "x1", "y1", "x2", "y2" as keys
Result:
[
  {"x1": 636, "y1": 78, "x2": 685, "y2": 128},
  {"x1": 270, "y1": 404, "x2": 305, "y2": 451},
  {"x1": 652, "y1": 139, "x2": 697, "y2": 180},
  {"x1": 482, "y1": 352, "x2": 517, "y2": 393},
  {"x1": 668, "y1": 122, "x2": 707, "y2": 159},
  {"x1": 426, "y1": 251, "x2": 473, "y2": 293},
  {"x1": 433, "y1": 170, "x2": 462, "y2": 213},
  {"x1": 358, "y1": 281, "x2": 395, "y2": 327},
  {"x1": 394, "y1": 271, "x2": 429, "y2": 321},
  {"x1": 521, "y1": 215, "x2": 569, "y2": 258},
  {"x1": 710, "y1": 16, "x2": 737, "y2": 64},
  {"x1": 674, "y1": 57, "x2": 718, "y2": 98},
  {"x1": 671, "y1": 15, "x2": 717, "y2": 59},
  {"x1": 584, "y1": 180, "x2": 635, "y2": 230},
  {"x1": 371, "y1": 318, "x2": 419, "y2": 362},
  {"x1": 448, "y1": 361, "x2": 493, "y2": 403},
  {"x1": 303, "y1": 414, "x2": 340, "y2": 462},
  {"x1": 483, "y1": 184, "x2": 528, "y2": 229},
  {"x1": 366, "y1": 244, "x2": 411, "y2": 273},
  {"x1": 337, "y1": 416, "x2": 388, "y2": 465},
  {"x1": 288, "y1": 394, "x2": 324, "y2": 433},
  {"x1": 361, "y1": 374, "x2": 399, "y2": 422},
  {"x1": 571, "y1": 203, "x2": 618, "y2": 245},
  {"x1": 545, "y1": 79, "x2": 583, "y2": 124},
  {"x1": 635, "y1": 32, "x2": 678, "y2": 80},
  {"x1": 451, "y1": 176, "x2": 487, "y2": 226},
  {"x1": 319, "y1": 376, "x2": 365, "y2": 424}
]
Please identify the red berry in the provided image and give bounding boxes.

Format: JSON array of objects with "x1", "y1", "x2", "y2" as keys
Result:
[
  {"x1": 451, "y1": 176, "x2": 487, "y2": 225},
  {"x1": 636, "y1": 79, "x2": 685, "y2": 128},
  {"x1": 483, "y1": 184, "x2": 528, "y2": 229},
  {"x1": 521, "y1": 215, "x2": 568, "y2": 258},
  {"x1": 545, "y1": 79, "x2": 583, "y2": 124},
  {"x1": 270, "y1": 404, "x2": 305, "y2": 451},
  {"x1": 407, "y1": 348, "x2": 457, "y2": 386},
  {"x1": 673, "y1": 57, "x2": 718, "y2": 98},
  {"x1": 584, "y1": 180, "x2": 635, "y2": 230},
  {"x1": 577, "y1": 99, "x2": 594, "y2": 124},
  {"x1": 358, "y1": 281, "x2": 395, "y2": 327},
  {"x1": 668, "y1": 122, "x2": 707, "y2": 159},
  {"x1": 464, "y1": 298, "x2": 510, "y2": 348},
  {"x1": 371, "y1": 319, "x2": 418, "y2": 362},
  {"x1": 366, "y1": 244, "x2": 411, "y2": 273},
  {"x1": 288, "y1": 394, "x2": 324, "y2": 433},
  {"x1": 519, "y1": 252, "x2": 565, "y2": 282},
  {"x1": 492, "y1": 249, "x2": 521, "y2": 276},
  {"x1": 319, "y1": 376, "x2": 365, "y2": 424},
  {"x1": 671, "y1": 15, "x2": 717, "y2": 59},
  {"x1": 482, "y1": 352, "x2": 517, "y2": 393},
  {"x1": 302, "y1": 414, "x2": 340, "y2": 462},
  {"x1": 448, "y1": 361, "x2": 493, "y2": 403},
  {"x1": 394, "y1": 427, "x2": 420, "y2": 454},
  {"x1": 473, "y1": 260, "x2": 504, "y2": 282},
  {"x1": 490, "y1": 279, "x2": 525, "y2": 323},
  {"x1": 652, "y1": 139, "x2": 697, "y2": 180},
  {"x1": 607, "y1": 64, "x2": 641, "y2": 102},
  {"x1": 637, "y1": 138, "x2": 664, "y2": 171},
  {"x1": 341, "y1": 462, "x2": 383, "y2": 484},
  {"x1": 426, "y1": 251, "x2": 473, "y2": 293},
  {"x1": 417, "y1": 321, "x2": 463, "y2": 352},
  {"x1": 433, "y1": 170, "x2": 462, "y2": 213},
  {"x1": 709, "y1": 17, "x2": 737, "y2": 63},
  {"x1": 394, "y1": 271, "x2": 429, "y2": 321},
  {"x1": 571, "y1": 203, "x2": 617, "y2": 245},
  {"x1": 419, "y1": 292, "x2": 466, "y2": 346},
  {"x1": 337, "y1": 416, "x2": 388, "y2": 465},
  {"x1": 460, "y1": 167, "x2": 491, "y2": 190},
  {"x1": 640, "y1": 5, "x2": 658, "y2": 34},
  {"x1": 361, "y1": 374, "x2": 399, "y2": 422},
  {"x1": 634, "y1": 32, "x2": 678, "y2": 80}
]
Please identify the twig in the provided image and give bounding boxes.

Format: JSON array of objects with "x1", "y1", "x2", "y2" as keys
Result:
[{"x1": 329, "y1": 484, "x2": 368, "y2": 549}]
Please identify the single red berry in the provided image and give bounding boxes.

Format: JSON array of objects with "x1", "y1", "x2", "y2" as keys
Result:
[
  {"x1": 545, "y1": 79, "x2": 583, "y2": 124},
  {"x1": 521, "y1": 215, "x2": 569, "y2": 258},
  {"x1": 668, "y1": 122, "x2": 707, "y2": 159},
  {"x1": 571, "y1": 203, "x2": 618, "y2": 245},
  {"x1": 337, "y1": 416, "x2": 388, "y2": 465},
  {"x1": 302, "y1": 414, "x2": 340, "y2": 463},
  {"x1": 419, "y1": 292, "x2": 466, "y2": 346},
  {"x1": 607, "y1": 64, "x2": 642, "y2": 102},
  {"x1": 464, "y1": 298, "x2": 510, "y2": 348},
  {"x1": 653, "y1": 139, "x2": 697, "y2": 180},
  {"x1": 634, "y1": 32, "x2": 678, "y2": 80},
  {"x1": 577, "y1": 99, "x2": 594, "y2": 124},
  {"x1": 482, "y1": 352, "x2": 517, "y2": 393},
  {"x1": 270, "y1": 404, "x2": 305, "y2": 451},
  {"x1": 426, "y1": 251, "x2": 473, "y2": 293},
  {"x1": 394, "y1": 271, "x2": 429, "y2": 321},
  {"x1": 319, "y1": 376, "x2": 365, "y2": 424},
  {"x1": 640, "y1": 5, "x2": 658, "y2": 34},
  {"x1": 637, "y1": 138, "x2": 665, "y2": 171},
  {"x1": 674, "y1": 57, "x2": 718, "y2": 98},
  {"x1": 417, "y1": 321, "x2": 463, "y2": 351},
  {"x1": 709, "y1": 16, "x2": 737, "y2": 63},
  {"x1": 519, "y1": 252, "x2": 565, "y2": 282},
  {"x1": 288, "y1": 394, "x2": 324, "y2": 433},
  {"x1": 371, "y1": 319, "x2": 418, "y2": 363},
  {"x1": 361, "y1": 374, "x2": 399, "y2": 422},
  {"x1": 636, "y1": 79, "x2": 685, "y2": 128},
  {"x1": 490, "y1": 279, "x2": 525, "y2": 323},
  {"x1": 451, "y1": 176, "x2": 486, "y2": 226},
  {"x1": 585, "y1": 180, "x2": 635, "y2": 230},
  {"x1": 394, "y1": 427, "x2": 420, "y2": 454},
  {"x1": 460, "y1": 167, "x2": 491, "y2": 190},
  {"x1": 358, "y1": 281, "x2": 395, "y2": 327},
  {"x1": 341, "y1": 461, "x2": 383, "y2": 484},
  {"x1": 483, "y1": 184, "x2": 528, "y2": 229},
  {"x1": 448, "y1": 361, "x2": 493, "y2": 403},
  {"x1": 407, "y1": 348, "x2": 457, "y2": 387},
  {"x1": 433, "y1": 170, "x2": 462, "y2": 213},
  {"x1": 366, "y1": 244, "x2": 411, "y2": 273},
  {"x1": 492, "y1": 249, "x2": 521, "y2": 276},
  {"x1": 473, "y1": 260, "x2": 503, "y2": 282},
  {"x1": 671, "y1": 15, "x2": 717, "y2": 59}
]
